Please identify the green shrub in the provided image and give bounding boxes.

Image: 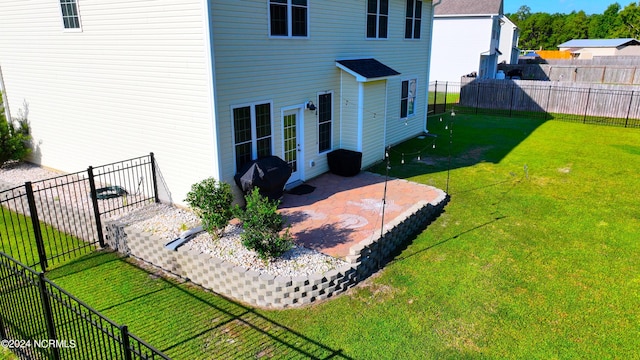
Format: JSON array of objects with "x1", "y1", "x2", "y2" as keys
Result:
[
  {"x1": 185, "y1": 178, "x2": 233, "y2": 237},
  {"x1": 235, "y1": 188, "x2": 293, "y2": 259},
  {"x1": 0, "y1": 96, "x2": 31, "y2": 166}
]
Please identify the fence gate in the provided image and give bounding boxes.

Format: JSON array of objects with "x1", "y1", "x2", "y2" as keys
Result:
[{"x1": 0, "y1": 154, "x2": 158, "y2": 271}]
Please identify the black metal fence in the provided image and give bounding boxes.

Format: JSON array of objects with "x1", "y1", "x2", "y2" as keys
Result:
[
  {"x1": 0, "y1": 154, "x2": 158, "y2": 271},
  {"x1": 429, "y1": 80, "x2": 640, "y2": 128},
  {"x1": 0, "y1": 250, "x2": 170, "y2": 360}
]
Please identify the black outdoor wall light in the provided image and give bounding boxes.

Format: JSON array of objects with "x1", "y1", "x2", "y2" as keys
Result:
[{"x1": 306, "y1": 101, "x2": 316, "y2": 111}]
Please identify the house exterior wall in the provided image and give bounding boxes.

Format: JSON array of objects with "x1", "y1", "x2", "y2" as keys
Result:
[
  {"x1": 0, "y1": 0, "x2": 434, "y2": 204},
  {"x1": 499, "y1": 16, "x2": 519, "y2": 65},
  {"x1": 210, "y1": 0, "x2": 433, "y2": 184},
  {"x1": 0, "y1": 0, "x2": 218, "y2": 206},
  {"x1": 430, "y1": 16, "x2": 496, "y2": 82}
]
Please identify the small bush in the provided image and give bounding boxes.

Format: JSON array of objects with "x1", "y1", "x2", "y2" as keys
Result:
[
  {"x1": 0, "y1": 96, "x2": 31, "y2": 166},
  {"x1": 185, "y1": 178, "x2": 233, "y2": 237},
  {"x1": 235, "y1": 188, "x2": 292, "y2": 259}
]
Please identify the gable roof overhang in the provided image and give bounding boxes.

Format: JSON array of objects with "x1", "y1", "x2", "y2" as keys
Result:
[{"x1": 336, "y1": 59, "x2": 401, "y2": 83}]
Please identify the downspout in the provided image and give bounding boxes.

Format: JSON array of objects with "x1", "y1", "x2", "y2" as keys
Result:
[
  {"x1": 424, "y1": 0, "x2": 442, "y2": 134},
  {"x1": 357, "y1": 82, "x2": 364, "y2": 152},
  {"x1": 0, "y1": 65, "x2": 12, "y2": 122}
]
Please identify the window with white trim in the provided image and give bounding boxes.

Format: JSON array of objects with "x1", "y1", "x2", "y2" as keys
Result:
[
  {"x1": 60, "y1": 0, "x2": 81, "y2": 29},
  {"x1": 233, "y1": 103, "x2": 273, "y2": 171},
  {"x1": 318, "y1": 93, "x2": 332, "y2": 153},
  {"x1": 367, "y1": 0, "x2": 388, "y2": 39},
  {"x1": 401, "y1": 79, "x2": 417, "y2": 118},
  {"x1": 269, "y1": 0, "x2": 308, "y2": 37},
  {"x1": 405, "y1": 0, "x2": 422, "y2": 39}
]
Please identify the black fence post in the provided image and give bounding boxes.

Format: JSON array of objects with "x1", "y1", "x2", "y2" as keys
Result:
[
  {"x1": 0, "y1": 314, "x2": 7, "y2": 340},
  {"x1": 87, "y1": 167, "x2": 106, "y2": 248},
  {"x1": 37, "y1": 273, "x2": 60, "y2": 360},
  {"x1": 121, "y1": 325, "x2": 133, "y2": 360},
  {"x1": 625, "y1": 90, "x2": 634, "y2": 128},
  {"x1": 444, "y1": 82, "x2": 449, "y2": 112},
  {"x1": 433, "y1": 81, "x2": 438, "y2": 112},
  {"x1": 25, "y1": 182, "x2": 48, "y2": 271},
  {"x1": 150, "y1": 152, "x2": 160, "y2": 203}
]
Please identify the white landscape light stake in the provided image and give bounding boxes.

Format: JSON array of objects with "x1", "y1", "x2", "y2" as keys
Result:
[{"x1": 446, "y1": 109, "x2": 455, "y2": 193}]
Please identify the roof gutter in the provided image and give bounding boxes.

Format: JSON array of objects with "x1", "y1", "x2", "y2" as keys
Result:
[{"x1": 425, "y1": 0, "x2": 442, "y2": 134}]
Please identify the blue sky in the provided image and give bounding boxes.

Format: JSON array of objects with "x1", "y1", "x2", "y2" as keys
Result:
[{"x1": 503, "y1": 0, "x2": 629, "y2": 15}]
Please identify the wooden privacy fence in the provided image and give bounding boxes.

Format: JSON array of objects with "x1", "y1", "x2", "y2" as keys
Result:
[{"x1": 454, "y1": 79, "x2": 640, "y2": 128}]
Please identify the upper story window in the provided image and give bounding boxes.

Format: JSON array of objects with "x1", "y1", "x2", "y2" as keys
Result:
[
  {"x1": 405, "y1": 0, "x2": 422, "y2": 39},
  {"x1": 269, "y1": 0, "x2": 308, "y2": 37},
  {"x1": 60, "y1": 0, "x2": 81, "y2": 30},
  {"x1": 367, "y1": 0, "x2": 388, "y2": 39},
  {"x1": 401, "y1": 79, "x2": 417, "y2": 118}
]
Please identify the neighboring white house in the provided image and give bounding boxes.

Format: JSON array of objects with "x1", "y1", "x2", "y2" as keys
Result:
[
  {"x1": 429, "y1": 0, "x2": 504, "y2": 83},
  {"x1": 0, "y1": 0, "x2": 436, "y2": 205},
  {"x1": 558, "y1": 38, "x2": 640, "y2": 59},
  {"x1": 499, "y1": 16, "x2": 520, "y2": 65}
]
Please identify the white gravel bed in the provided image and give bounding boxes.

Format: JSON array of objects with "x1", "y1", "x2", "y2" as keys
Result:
[
  {"x1": 0, "y1": 161, "x2": 65, "y2": 187},
  {"x1": 1, "y1": 162, "x2": 348, "y2": 278},
  {"x1": 115, "y1": 203, "x2": 348, "y2": 278}
]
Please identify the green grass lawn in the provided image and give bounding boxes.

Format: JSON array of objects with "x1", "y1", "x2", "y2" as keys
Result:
[
  {"x1": 3, "y1": 114, "x2": 640, "y2": 359},
  {"x1": 0, "y1": 207, "x2": 91, "y2": 270}
]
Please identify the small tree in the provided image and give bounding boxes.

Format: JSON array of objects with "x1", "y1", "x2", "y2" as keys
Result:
[
  {"x1": 235, "y1": 188, "x2": 293, "y2": 260},
  {"x1": 185, "y1": 178, "x2": 233, "y2": 237},
  {"x1": 0, "y1": 96, "x2": 31, "y2": 166}
]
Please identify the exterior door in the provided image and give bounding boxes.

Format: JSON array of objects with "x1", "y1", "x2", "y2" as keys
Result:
[{"x1": 283, "y1": 108, "x2": 303, "y2": 183}]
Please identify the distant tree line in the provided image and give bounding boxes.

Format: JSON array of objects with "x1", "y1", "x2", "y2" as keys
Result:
[{"x1": 507, "y1": 2, "x2": 640, "y2": 50}]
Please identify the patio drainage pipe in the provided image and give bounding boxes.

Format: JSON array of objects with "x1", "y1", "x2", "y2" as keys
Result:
[{"x1": 165, "y1": 225, "x2": 204, "y2": 251}]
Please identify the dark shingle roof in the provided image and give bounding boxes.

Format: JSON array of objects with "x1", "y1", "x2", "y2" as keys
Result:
[
  {"x1": 435, "y1": 0, "x2": 503, "y2": 16},
  {"x1": 336, "y1": 59, "x2": 401, "y2": 81}
]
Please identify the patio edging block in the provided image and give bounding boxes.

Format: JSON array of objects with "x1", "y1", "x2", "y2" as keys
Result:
[{"x1": 103, "y1": 187, "x2": 448, "y2": 308}]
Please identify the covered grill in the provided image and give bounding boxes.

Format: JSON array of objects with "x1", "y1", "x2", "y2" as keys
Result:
[{"x1": 234, "y1": 156, "x2": 292, "y2": 200}]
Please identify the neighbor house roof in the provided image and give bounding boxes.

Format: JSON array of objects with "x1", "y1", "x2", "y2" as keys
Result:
[
  {"x1": 335, "y1": 59, "x2": 401, "y2": 82},
  {"x1": 434, "y1": 0, "x2": 503, "y2": 16},
  {"x1": 558, "y1": 38, "x2": 640, "y2": 48}
]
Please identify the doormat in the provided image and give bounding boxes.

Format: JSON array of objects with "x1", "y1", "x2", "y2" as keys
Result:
[{"x1": 287, "y1": 184, "x2": 316, "y2": 195}]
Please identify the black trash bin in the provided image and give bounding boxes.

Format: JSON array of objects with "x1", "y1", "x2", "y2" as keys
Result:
[{"x1": 327, "y1": 149, "x2": 362, "y2": 177}]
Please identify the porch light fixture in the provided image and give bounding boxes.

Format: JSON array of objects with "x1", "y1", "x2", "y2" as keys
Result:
[{"x1": 306, "y1": 101, "x2": 316, "y2": 111}]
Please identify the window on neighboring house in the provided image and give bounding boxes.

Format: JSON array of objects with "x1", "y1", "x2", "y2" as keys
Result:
[
  {"x1": 366, "y1": 0, "x2": 388, "y2": 39},
  {"x1": 405, "y1": 0, "x2": 422, "y2": 39},
  {"x1": 318, "y1": 93, "x2": 332, "y2": 153},
  {"x1": 269, "y1": 0, "x2": 308, "y2": 37},
  {"x1": 401, "y1": 79, "x2": 417, "y2": 118},
  {"x1": 60, "y1": 0, "x2": 81, "y2": 29},
  {"x1": 233, "y1": 103, "x2": 273, "y2": 171}
]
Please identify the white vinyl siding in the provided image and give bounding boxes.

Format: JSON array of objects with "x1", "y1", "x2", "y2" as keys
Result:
[
  {"x1": 0, "y1": 0, "x2": 216, "y2": 206},
  {"x1": 211, "y1": 0, "x2": 432, "y2": 181}
]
